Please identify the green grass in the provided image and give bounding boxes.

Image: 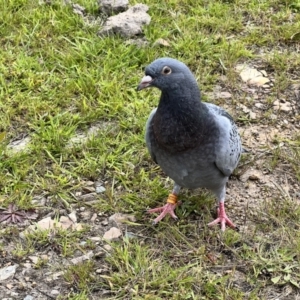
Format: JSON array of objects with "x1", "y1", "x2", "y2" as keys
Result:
[{"x1": 0, "y1": 0, "x2": 300, "y2": 299}]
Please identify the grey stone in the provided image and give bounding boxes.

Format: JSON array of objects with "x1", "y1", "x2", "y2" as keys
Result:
[
  {"x1": 0, "y1": 265, "x2": 18, "y2": 282},
  {"x1": 72, "y1": 3, "x2": 86, "y2": 17},
  {"x1": 95, "y1": 185, "x2": 106, "y2": 193},
  {"x1": 8, "y1": 136, "x2": 31, "y2": 153},
  {"x1": 79, "y1": 192, "x2": 97, "y2": 201},
  {"x1": 50, "y1": 290, "x2": 60, "y2": 296},
  {"x1": 71, "y1": 251, "x2": 94, "y2": 265},
  {"x1": 98, "y1": 4, "x2": 151, "y2": 38},
  {"x1": 99, "y1": 0, "x2": 128, "y2": 16}
]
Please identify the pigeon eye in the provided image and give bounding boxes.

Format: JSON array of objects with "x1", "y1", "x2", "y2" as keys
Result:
[{"x1": 162, "y1": 66, "x2": 172, "y2": 75}]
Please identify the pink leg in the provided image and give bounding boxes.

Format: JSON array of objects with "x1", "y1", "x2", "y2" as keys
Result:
[
  {"x1": 208, "y1": 202, "x2": 236, "y2": 231},
  {"x1": 148, "y1": 193, "x2": 178, "y2": 224}
]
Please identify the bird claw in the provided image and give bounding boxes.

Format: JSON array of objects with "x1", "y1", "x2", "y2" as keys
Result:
[
  {"x1": 208, "y1": 202, "x2": 236, "y2": 231},
  {"x1": 148, "y1": 203, "x2": 178, "y2": 224},
  {"x1": 208, "y1": 216, "x2": 235, "y2": 231}
]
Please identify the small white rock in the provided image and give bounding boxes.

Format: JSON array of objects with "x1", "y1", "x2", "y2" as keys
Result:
[
  {"x1": 254, "y1": 103, "x2": 264, "y2": 109},
  {"x1": 103, "y1": 244, "x2": 113, "y2": 251},
  {"x1": 90, "y1": 236, "x2": 102, "y2": 242},
  {"x1": 0, "y1": 265, "x2": 18, "y2": 282},
  {"x1": 50, "y1": 290, "x2": 60, "y2": 296},
  {"x1": 28, "y1": 256, "x2": 39, "y2": 264},
  {"x1": 273, "y1": 99, "x2": 292, "y2": 112},
  {"x1": 103, "y1": 227, "x2": 122, "y2": 240},
  {"x1": 96, "y1": 185, "x2": 106, "y2": 193},
  {"x1": 249, "y1": 111, "x2": 256, "y2": 119}
]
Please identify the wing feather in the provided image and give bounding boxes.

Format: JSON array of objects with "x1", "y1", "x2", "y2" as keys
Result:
[{"x1": 205, "y1": 103, "x2": 242, "y2": 177}]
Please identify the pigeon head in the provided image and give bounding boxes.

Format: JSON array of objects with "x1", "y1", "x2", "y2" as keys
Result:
[{"x1": 137, "y1": 58, "x2": 199, "y2": 94}]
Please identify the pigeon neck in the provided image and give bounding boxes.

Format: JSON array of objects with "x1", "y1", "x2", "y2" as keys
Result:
[
  {"x1": 153, "y1": 85, "x2": 210, "y2": 152},
  {"x1": 158, "y1": 82, "x2": 205, "y2": 119}
]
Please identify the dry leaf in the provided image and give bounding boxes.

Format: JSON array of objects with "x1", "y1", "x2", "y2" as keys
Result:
[{"x1": 153, "y1": 38, "x2": 170, "y2": 47}]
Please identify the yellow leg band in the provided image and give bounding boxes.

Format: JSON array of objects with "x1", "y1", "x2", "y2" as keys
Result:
[{"x1": 166, "y1": 193, "x2": 177, "y2": 205}]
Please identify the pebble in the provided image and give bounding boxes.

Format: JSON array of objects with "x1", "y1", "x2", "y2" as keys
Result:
[
  {"x1": 50, "y1": 290, "x2": 60, "y2": 296},
  {"x1": 124, "y1": 232, "x2": 138, "y2": 239},
  {"x1": 91, "y1": 213, "x2": 98, "y2": 222},
  {"x1": 83, "y1": 186, "x2": 96, "y2": 193},
  {"x1": 0, "y1": 265, "x2": 18, "y2": 282},
  {"x1": 103, "y1": 244, "x2": 112, "y2": 252},
  {"x1": 101, "y1": 220, "x2": 108, "y2": 226},
  {"x1": 273, "y1": 99, "x2": 292, "y2": 112},
  {"x1": 96, "y1": 185, "x2": 106, "y2": 194},
  {"x1": 6, "y1": 283, "x2": 13, "y2": 290},
  {"x1": 240, "y1": 169, "x2": 262, "y2": 182},
  {"x1": 23, "y1": 296, "x2": 33, "y2": 300},
  {"x1": 254, "y1": 103, "x2": 264, "y2": 109},
  {"x1": 80, "y1": 210, "x2": 92, "y2": 220},
  {"x1": 71, "y1": 251, "x2": 94, "y2": 265},
  {"x1": 153, "y1": 38, "x2": 170, "y2": 47},
  {"x1": 72, "y1": 3, "x2": 86, "y2": 17},
  {"x1": 94, "y1": 251, "x2": 106, "y2": 258},
  {"x1": 41, "y1": 255, "x2": 48, "y2": 260},
  {"x1": 98, "y1": 4, "x2": 151, "y2": 38},
  {"x1": 79, "y1": 193, "x2": 97, "y2": 201},
  {"x1": 90, "y1": 236, "x2": 101, "y2": 242},
  {"x1": 28, "y1": 256, "x2": 39, "y2": 264},
  {"x1": 103, "y1": 227, "x2": 122, "y2": 240},
  {"x1": 99, "y1": 0, "x2": 129, "y2": 15},
  {"x1": 23, "y1": 263, "x2": 32, "y2": 269},
  {"x1": 86, "y1": 181, "x2": 94, "y2": 186},
  {"x1": 249, "y1": 111, "x2": 256, "y2": 119},
  {"x1": 96, "y1": 268, "x2": 106, "y2": 274}
]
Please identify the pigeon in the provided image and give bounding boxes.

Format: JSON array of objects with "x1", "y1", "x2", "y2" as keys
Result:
[{"x1": 137, "y1": 57, "x2": 242, "y2": 231}]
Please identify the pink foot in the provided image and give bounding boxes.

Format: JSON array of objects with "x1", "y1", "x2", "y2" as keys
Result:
[
  {"x1": 208, "y1": 202, "x2": 236, "y2": 231},
  {"x1": 148, "y1": 194, "x2": 178, "y2": 224}
]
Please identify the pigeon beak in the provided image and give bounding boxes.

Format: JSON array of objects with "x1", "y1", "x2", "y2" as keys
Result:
[{"x1": 137, "y1": 75, "x2": 153, "y2": 91}]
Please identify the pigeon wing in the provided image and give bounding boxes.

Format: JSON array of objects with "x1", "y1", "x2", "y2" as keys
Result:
[{"x1": 205, "y1": 103, "x2": 242, "y2": 177}]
